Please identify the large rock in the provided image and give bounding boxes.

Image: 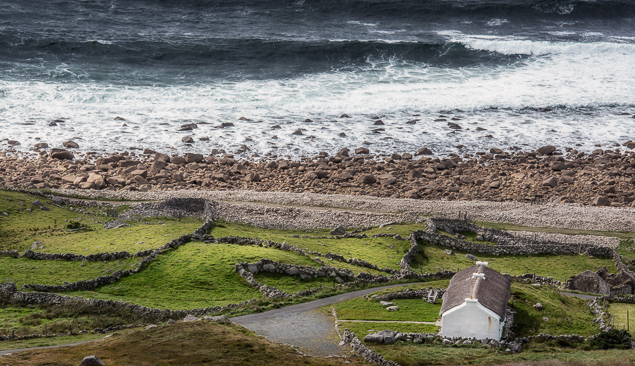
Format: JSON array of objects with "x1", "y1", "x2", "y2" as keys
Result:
[
  {"x1": 593, "y1": 196, "x2": 610, "y2": 206},
  {"x1": 330, "y1": 225, "x2": 346, "y2": 236},
  {"x1": 466, "y1": 253, "x2": 478, "y2": 261},
  {"x1": 78, "y1": 355, "x2": 105, "y2": 366},
  {"x1": 86, "y1": 174, "x2": 106, "y2": 189},
  {"x1": 536, "y1": 145, "x2": 556, "y2": 155},
  {"x1": 358, "y1": 174, "x2": 376, "y2": 184},
  {"x1": 542, "y1": 177, "x2": 558, "y2": 188},
  {"x1": 185, "y1": 153, "x2": 204, "y2": 163},
  {"x1": 50, "y1": 148, "x2": 74, "y2": 160},
  {"x1": 63, "y1": 140, "x2": 79, "y2": 148},
  {"x1": 416, "y1": 147, "x2": 433, "y2": 156}
]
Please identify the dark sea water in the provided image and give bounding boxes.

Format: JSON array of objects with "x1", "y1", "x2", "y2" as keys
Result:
[{"x1": 1, "y1": 0, "x2": 635, "y2": 157}]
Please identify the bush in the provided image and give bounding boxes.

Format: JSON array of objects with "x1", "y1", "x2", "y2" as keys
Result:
[{"x1": 590, "y1": 329, "x2": 632, "y2": 350}]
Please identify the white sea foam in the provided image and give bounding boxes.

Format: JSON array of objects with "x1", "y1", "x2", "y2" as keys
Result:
[
  {"x1": 459, "y1": 37, "x2": 635, "y2": 56},
  {"x1": 2, "y1": 37, "x2": 635, "y2": 158}
]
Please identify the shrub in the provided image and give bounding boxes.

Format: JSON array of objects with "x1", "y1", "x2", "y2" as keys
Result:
[{"x1": 590, "y1": 329, "x2": 632, "y2": 350}]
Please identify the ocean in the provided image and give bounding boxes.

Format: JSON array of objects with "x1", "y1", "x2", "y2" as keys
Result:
[{"x1": 1, "y1": 0, "x2": 635, "y2": 158}]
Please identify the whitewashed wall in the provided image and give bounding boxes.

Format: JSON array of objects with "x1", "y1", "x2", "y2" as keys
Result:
[{"x1": 441, "y1": 298, "x2": 504, "y2": 340}]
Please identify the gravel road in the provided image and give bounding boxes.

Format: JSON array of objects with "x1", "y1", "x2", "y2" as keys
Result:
[
  {"x1": 54, "y1": 188, "x2": 635, "y2": 232},
  {"x1": 231, "y1": 283, "x2": 422, "y2": 357}
]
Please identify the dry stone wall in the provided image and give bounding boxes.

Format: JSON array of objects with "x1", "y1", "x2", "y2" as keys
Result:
[
  {"x1": 341, "y1": 329, "x2": 400, "y2": 366},
  {"x1": 414, "y1": 220, "x2": 614, "y2": 258},
  {"x1": 0, "y1": 250, "x2": 19, "y2": 258}
]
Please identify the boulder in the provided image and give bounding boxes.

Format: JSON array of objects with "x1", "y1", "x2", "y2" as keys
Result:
[
  {"x1": 183, "y1": 314, "x2": 200, "y2": 322},
  {"x1": 355, "y1": 147, "x2": 369, "y2": 155},
  {"x1": 593, "y1": 196, "x2": 610, "y2": 206},
  {"x1": 330, "y1": 225, "x2": 346, "y2": 236},
  {"x1": 536, "y1": 145, "x2": 556, "y2": 155},
  {"x1": 542, "y1": 177, "x2": 558, "y2": 188},
  {"x1": 386, "y1": 306, "x2": 399, "y2": 311},
  {"x1": 358, "y1": 174, "x2": 376, "y2": 184},
  {"x1": 416, "y1": 147, "x2": 433, "y2": 156},
  {"x1": 50, "y1": 148, "x2": 74, "y2": 160},
  {"x1": 182, "y1": 136, "x2": 194, "y2": 143},
  {"x1": 185, "y1": 153, "x2": 204, "y2": 163},
  {"x1": 63, "y1": 140, "x2": 79, "y2": 148},
  {"x1": 466, "y1": 253, "x2": 478, "y2": 261},
  {"x1": 78, "y1": 355, "x2": 105, "y2": 366},
  {"x1": 87, "y1": 174, "x2": 106, "y2": 189}
]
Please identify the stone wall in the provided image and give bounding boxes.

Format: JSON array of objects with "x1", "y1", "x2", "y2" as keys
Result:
[
  {"x1": 0, "y1": 250, "x2": 19, "y2": 258},
  {"x1": 121, "y1": 198, "x2": 215, "y2": 220},
  {"x1": 413, "y1": 229, "x2": 614, "y2": 258},
  {"x1": 341, "y1": 329, "x2": 400, "y2": 366},
  {"x1": 22, "y1": 249, "x2": 152, "y2": 262},
  {"x1": 398, "y1": 235, "x2": 420, "y2": 270},
  {"x1": 369, "y1": 288, "x2": 446, "y2": 301}
]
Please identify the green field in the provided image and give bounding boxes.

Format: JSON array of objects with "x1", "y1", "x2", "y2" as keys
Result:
[
  {"x1": 211, "y1": 220, "x2": 421, "y2": 270},
  {"x1": 332, "y1": 297, "x2": 442, "y2": 323},
  {"x1": 66, "y1": 243, "x2": 326, "y2": 309},
  {"x1": 608, "y1": 303, "x2": 635, "y2": 334},
  {"x1": 0, "y1": 257, "x2": 142, "y2": 288},
  {"x1": 412, "y1": 242, "x2": 617, "y2": 283}
]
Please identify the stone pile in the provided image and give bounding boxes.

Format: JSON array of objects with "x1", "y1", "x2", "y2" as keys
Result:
[{"x1": 5, "y1": 144, "x2": 635, "y2": 207}]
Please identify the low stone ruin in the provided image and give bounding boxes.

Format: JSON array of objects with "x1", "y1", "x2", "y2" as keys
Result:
[{"x1": 566, "y1": 267, "x2": 635, "y2": 296}]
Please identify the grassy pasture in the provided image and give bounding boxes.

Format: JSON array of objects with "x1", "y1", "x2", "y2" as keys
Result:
[
  {"x1": 211, "y1": 220, "x2": 420, "y2": 270},
  {"x1": 66, "y1": 243, "x2": 324, "y2": 309},
  {"x1": 412, "y1": 242, "x2": 617, "y2": 282},
  {"x1": 0, "y1": 257, "x2": 142, "y2": 288}
]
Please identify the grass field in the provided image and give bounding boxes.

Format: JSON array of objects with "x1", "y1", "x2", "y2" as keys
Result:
[
  {"x1": 211, "y1": 220, "x2": 420, "y2": 270},
  {"x1": 509, "y1": 284, "x2": 600, "y2": 337},
  {"x1": 412, "y1": 242, "x2": 617, "y2": 282},
  {"x1": 332, "y1": 297, "x2": 442, "y2": 322},
  {"x1": 66, "y1": 242, "x2": 326, "y2": 309},
  {"x1": 0, "y1": 189, "x2": 202, "y2": 254},
  {"x1": 20, "y1": 216, "x2": 202, "y2": 255},
  {"x1": 0, "y1": 257, "x2": 142, "y2": 288},
  {"x1": 608, "y1": 303, "x2": 635, "y2": 334}
]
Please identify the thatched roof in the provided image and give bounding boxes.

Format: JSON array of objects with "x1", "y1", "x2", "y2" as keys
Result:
[{"x1": 440, "y1": 264, "x2": 511, "y2": 320}]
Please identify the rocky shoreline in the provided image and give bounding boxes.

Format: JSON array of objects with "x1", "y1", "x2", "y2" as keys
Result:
[{"x1": 2, "y1": 143, "x2": 635, "y2": 207}]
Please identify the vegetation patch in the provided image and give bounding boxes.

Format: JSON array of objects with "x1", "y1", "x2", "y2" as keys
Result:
[
  {"x1": 607, "y1": 303, "x2": 635, "y2": 334},
  {"x1": 332, "y1": 297, "x2": 441, "y2": 323},
  {"x1": 211, "y1": 220, "x2": 419, "y2": 270},
  {"x1": 413, "y1": 242, "x2": 617, "y2": 282},
  {"x1": 369, "y1": 341, "x2": 635, "y2": 366},
  {"x1": 510, "y1": 283, "x2": 600, "y2": 337},
  {"x1": 66, "y1": 243, "x2": 321, "y2": 309},
  {"x1": 0, "y1": 257, "x2": 142, "y2": 288},
  {"x1": 0, "y1": 321, "x2": 366, "y2": 365}
]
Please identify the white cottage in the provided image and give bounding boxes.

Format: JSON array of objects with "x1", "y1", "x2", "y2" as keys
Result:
[{"x1": 439, "y1": 262, "x2": 511, "y2": 340}]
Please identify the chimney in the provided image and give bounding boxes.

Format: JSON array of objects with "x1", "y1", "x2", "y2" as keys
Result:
[
  {"x1": 476, "y1": 261, "x2": 489, "y2": 267},
  {"x1": 472, "y1": 273, "x2": 485, "y2": 279}
]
